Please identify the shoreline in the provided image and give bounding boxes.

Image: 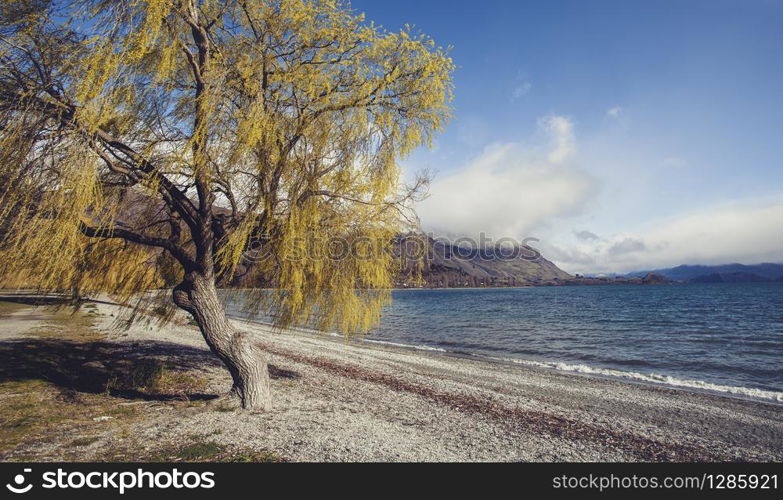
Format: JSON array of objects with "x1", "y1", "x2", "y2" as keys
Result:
[
  {"x1": 374, "y1": 340, "x2": 783, "y2": 405},
  {"x1": 236, "y1": 316, "x2": 783, "y2": 461},
  {"x1": 228, "y1": 316, "x2": 783, "y2": 406},
  {"x1": 1, "y1": 297, "x2": 782, "y2": 462}
]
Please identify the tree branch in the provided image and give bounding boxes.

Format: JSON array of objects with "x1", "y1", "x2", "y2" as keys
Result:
[{"x1": 78, "y1": 221, "x2": 195, "y2": 269}]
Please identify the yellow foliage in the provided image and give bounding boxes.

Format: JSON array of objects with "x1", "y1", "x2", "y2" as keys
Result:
[{"x1": 0, "y1": 0, "x2": 453, "y2": 334}]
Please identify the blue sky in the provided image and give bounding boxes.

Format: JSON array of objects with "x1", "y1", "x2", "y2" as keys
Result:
[{"x1": 351, "y1": 0, "x2": 783, "y2": 274}]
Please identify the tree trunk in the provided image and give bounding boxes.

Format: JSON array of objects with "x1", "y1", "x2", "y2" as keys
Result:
[{"x1": 172, "y1": 272, "x2": 271, "y2": 411}]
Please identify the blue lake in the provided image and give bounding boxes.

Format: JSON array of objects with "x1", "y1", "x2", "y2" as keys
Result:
[{"x1": 363, "y1": 283, "x2": 783, "y2": 397}]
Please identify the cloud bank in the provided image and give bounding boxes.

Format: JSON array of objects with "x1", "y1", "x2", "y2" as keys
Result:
[
  {"x1": 416, "y1": 116, "x2": 597, "y2": 239},
  {"x1": 547, "y1": 200, "x2": 783, "y2": 274},
  {"x1": 414, "y1": 114, "x2": 783, "y2": 275}
]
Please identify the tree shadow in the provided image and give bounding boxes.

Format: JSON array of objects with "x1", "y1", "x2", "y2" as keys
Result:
[
  {"x1": 0, "y1": 337, "x2": 300, "y2": 402},
  {"x1": 0, "y1": 295, "x2": 75, "y2": 306}
]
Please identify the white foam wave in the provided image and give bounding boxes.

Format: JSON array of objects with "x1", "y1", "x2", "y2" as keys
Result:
[
  {"x1": 362, "y1": 338, "x2": 448, "y2": 353},
  {"x1": 495, "y1": 357, "x2": 783, "y2": 403}
]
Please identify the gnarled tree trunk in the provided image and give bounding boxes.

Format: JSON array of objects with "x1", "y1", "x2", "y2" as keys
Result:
[{"x1": 172, "y1": 272, "x2": 271, "y2": 411}]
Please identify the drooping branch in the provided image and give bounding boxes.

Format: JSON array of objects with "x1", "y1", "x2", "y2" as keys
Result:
[
  {"x1": 1, "y1": 79, "x2": 203, "y2": 237},
  {"x1": 0, "y1": 0, "x2": 453, "y2": 334},
  {"x1": 77, "y1": 221, "x2": 195, "y2": 269}
]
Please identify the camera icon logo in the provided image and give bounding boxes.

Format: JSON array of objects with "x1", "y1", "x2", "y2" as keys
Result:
[{"x1": 6, "y1": 469, "x2": 33, "y2": 494}]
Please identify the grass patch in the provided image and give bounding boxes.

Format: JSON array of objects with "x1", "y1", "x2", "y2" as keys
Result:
[
  {"x1": 174, "y1": 441, "x2": 224, "y2": 461},
  {"x1": 0, "y1": 379, "x2": 143, "y2": 456},
  {"x1": 0, "y1": 300, "x2": 26, "y2": 318},
  {"x1": 105, "y1": 360, "x2": 209, "y2": 400},
  {"x1": 68, "y1": 436, "x2": 100, "y2": 447},
  {"x1": 105, "y1": 360, "x2": 164, "y2": 394},
  {"x1": 0, "y1": 303, "x2": 206, "y2": 460},
  {"x1": 155, "y1": 368, "x2": 209, "y2": 396},
  {"x1": 0, "y1": 299, "x2": 284, "y2": 463},
  {"x1": 153, "y1": 441, "x2": 285, "y2": 463},
  {"x1": 225, "y1": 450, "x2": 283, "y2": 463},
  {"x1": 30, "y1": 305, "x2": 102, "y2": 341}
]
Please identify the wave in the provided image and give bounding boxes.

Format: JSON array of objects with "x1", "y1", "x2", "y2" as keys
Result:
[
  {"x1": 362, "y1": 338, "x2": 448, "y2": 353},
  {"x1": 359, "y1": 334, "x2": 783, "y2": 402},
  {"x1": 491, "y1": 356, "x2": 783, "y2": 403}
]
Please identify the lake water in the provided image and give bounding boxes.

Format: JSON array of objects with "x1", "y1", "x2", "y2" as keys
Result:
[
  {"x1": 366, "y1": 283, "x2": 783, "y2": 401},
  {"x1": 233, "y1": 283, "x2": 783, "y2": 401}
]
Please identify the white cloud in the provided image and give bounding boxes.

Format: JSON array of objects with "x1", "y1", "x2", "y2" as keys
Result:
[
  {"x1": 573, "y1": 229, "x2": 600, "y2": 241},
  {"x1": 536, "y1": 241, "x2": 598, "y2": 268},
  {"x1": 607, "y1": 237, "x2": 646, "y2": 257},
  {"x1": 606, "y1": 106, "x2": 622, "y2": 118},
  {"x1": 416, "y1": 116, "x2": 597, "y2": 239},
  {"x1": 538, "y1": 115, "x2": 576, "y2": 164},
  {"x1": 551, "y1": 200, "x2": 783, "y2": 274},
  {"x1": 511, "y1": 82, "x2": 532, "y2": 100}
]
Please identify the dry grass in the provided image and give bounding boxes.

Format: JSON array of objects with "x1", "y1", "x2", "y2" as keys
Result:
[
  {"x1": 0, "y1": 299, "x2": 283, "y2": 462},
  {"x1": 29, "y1": 304, "x2": 104, "y2": 341},
  {"x1": 0, "y1": 378, "x2": 144, "y2": 459},
  {"x1": 0, "y1": 300, "x2": 26, "y2": 318},
  {"x1": 150, "y1": 439, "x2": 284, "y2": 463}
]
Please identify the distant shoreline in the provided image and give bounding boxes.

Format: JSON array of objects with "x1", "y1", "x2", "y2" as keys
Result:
[{"x1": 390, "y1": 280, "x2": 783, "y2": 291}]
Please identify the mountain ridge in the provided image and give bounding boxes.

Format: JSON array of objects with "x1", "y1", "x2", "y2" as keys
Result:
[
  {"x1": 623, "y1": 262, "x2": 783, "y2": 283},
  {"x1": 395, "y1": 235, "x2": 673, "y2": 287}
]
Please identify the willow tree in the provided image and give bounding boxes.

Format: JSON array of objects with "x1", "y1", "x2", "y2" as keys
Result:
[{"x1": 0, "y1": 0, "x2": 453, "y2": 409}]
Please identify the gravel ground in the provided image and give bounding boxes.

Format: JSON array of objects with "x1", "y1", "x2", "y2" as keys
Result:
[{"x1": 2, "y1": 300, "x2": 782, "y2": 462}]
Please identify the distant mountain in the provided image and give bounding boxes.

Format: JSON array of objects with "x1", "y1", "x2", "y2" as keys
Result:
[
  {"x1": 625, "y1": 263, "x2": 783, "y2": 283},
  {"x1": 689, "y1": 272, "x2": 772, "y2": 284},
  {"x1": 395, "y1": 235, "x2": 572, "y2": 287},
  {"x1": 394, "y1": 236, "x2": 674, "y2": 288}
]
